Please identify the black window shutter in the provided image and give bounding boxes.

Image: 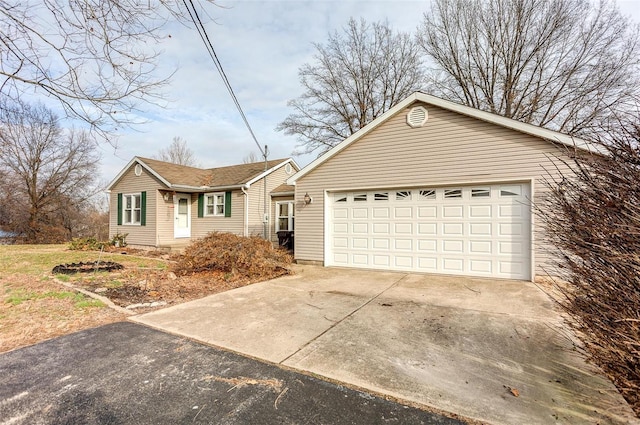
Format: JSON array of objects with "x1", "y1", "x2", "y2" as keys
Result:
[
  {"x1": 117, "y1": 193, "x2": 123, "y2": 225},
  {"x1": 198, "y1": 193, "x2": 204, "y2": 218},
  {"x1": 140, "y1": 191, "x2": 147, "y2": 226},
  {"x1": 224, "y1": 191, "x2": 232, "y2": 217}
]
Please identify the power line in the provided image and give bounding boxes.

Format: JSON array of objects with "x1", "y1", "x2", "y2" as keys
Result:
[{"x1": 181, "y1": 0, "x2": 265, "y2": 158}]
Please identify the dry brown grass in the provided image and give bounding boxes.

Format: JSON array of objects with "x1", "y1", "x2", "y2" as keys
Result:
[{"x1": 0, "y1": 274, "x2": 124, "y2": 353}]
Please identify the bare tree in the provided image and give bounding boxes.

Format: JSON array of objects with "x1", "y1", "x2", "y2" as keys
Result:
[
  {"x1": 155, "y1": 136, "x2": 198, "y2": 166},
  {"x1": 0, "y1": 0, "x2": 215, "y2": 139},
  {"x1": 277, "y1": 18, "x2": 425, "y2": 155},
  {"x1": 0, "y1": 100, "x2": 100, "y2": 242},
  {"x1": 243, "y1": 152, "x2": 259, "y2": 164},
  {"x1": 417, "y1": 0, "x2": 640, "y2": 138}
]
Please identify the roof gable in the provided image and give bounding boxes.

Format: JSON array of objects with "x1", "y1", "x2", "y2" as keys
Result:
[
  {"x1": 108, "y1": 157, "x2": 299, "y2": 191},
  {"x1": 288, "y1": 92, "x2": 599, "y2": 184}
]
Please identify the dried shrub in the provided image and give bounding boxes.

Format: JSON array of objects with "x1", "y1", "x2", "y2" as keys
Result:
[
  {"x1": 172, "y1": 232, "x2": 293, "y2": 280},
  {"x1": 537, "y1": 127, "x2": 640, "y2": 414}
]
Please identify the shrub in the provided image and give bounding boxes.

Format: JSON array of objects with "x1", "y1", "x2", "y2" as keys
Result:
[
  {"x1": 69, "y1": 237, "x2": 105, "y2": 251},
  {"x1": 172, "y1": 232, "x2": 293, "y2": 278},
  {"x1": 537, "y1": 126, "x2": 640, "y2": 414}
]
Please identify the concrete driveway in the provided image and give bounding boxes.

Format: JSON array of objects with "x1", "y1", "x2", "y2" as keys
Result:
[{"x1": 132, "y1": 265, "x2": 636, "y2": 425}]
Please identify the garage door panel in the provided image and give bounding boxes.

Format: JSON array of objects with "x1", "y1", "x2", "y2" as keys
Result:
[
  {"x1": 395, "y1": 223, "x2": 412, "y2": 234},
  {"x1": 373, "y1": 208, "x2": 389, "y2": 218},
  {"x1": 499, "y1": 241, "x2": 522, "y2": 254},
  {"x1": 333, "y1": 208, "x2": 348, "y2": 219},
  {"x1": 353, "y1": 223, "x2": 368, "y2": 233},
  {"x1": 418, "y1": 206, "x2": 437, "y2": 218},
  {"x1": 499, "y1": 204, "x2": 523, "y2": 217},
  {"x1": 418, "y1": 239, "x2": 437, "y2": 252},
  {"x1": 373, "y1": 255, "x2": 390, "y2": 266},
  {"x1": 372, "y1": 238, "x2": 390, "y2": 249},
  {"x1": 352, "y1": 208, "x2": 368, "y2": 219},
  {"x1": 395, "y1": 256, "x2": 412, "y2": 267},
  {"x1": 333, "y1": 237, "x2": 348, "y2": 248},
  {"x1": 395, "y1": 239, "x2": 412, "y2": 250},
  {"x1": 499, "y1": 223, "x2": 522, "y2": 236},
  {"x1": 470, "y1": 259, "x2": 492, "y2": 273},
  {"x1": 443, "y1": 258, "x2": 464, "y2": 272},
  {"x1": 328, "y1": 183, "x2": 531, "y2": 279},
  {"x1": 372, "y1": 223, "x2": 389, "y2": 233},
  {"x1": 443, "y1": 206, "x2": 464, "y2": 218},
  {"x1": 418, "y1": 223, "x2": 437, "y2": 235},
  {"x1": 469, "y1": 205, "x2": 492, "y2": 218},
  {"x1": 469, "y1": 222, "x2": 492, "y2": 236},
  {"x1": 352, "y1": 238, "x2": 368, "y2": 249},
  {"x1": 353, "y1": 254, "x2": 369, "y2": 265},
  {"x1": 443, "y1": 240, "x2": 464, "y2": 253},
  {"x1": 334, "y1": 223, "x2": 348, "y2": 233},
  {"x1": 443, "y1": 222, "x2": 463, "y2": 235},
  {"x1": 418, "y1": 257, "x2": 438, "y2": 270},
  {"x1": 469, "y1": 240, "x2": 492, "y2": 254},
  {"x1": 394, "y1": 207, "x2": 412, "y2": 218}
]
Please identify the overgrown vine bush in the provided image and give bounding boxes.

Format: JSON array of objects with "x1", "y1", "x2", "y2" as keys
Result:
[{"x1": 538, "y1": 126, "x2": 640, "y2": 414}]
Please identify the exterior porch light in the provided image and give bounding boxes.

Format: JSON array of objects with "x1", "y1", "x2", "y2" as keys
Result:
[{"x1": 304, "y1": 192, "x2": 313, "y2": 205}]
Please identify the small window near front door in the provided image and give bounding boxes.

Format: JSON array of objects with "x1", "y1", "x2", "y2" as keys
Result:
[{"x1": 276, "y1": 201, "x2": 295, "y2": 232}]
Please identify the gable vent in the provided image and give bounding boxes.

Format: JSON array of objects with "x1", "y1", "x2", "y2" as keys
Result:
[{"x1": 407, "y1": 106, "x2": 428, "y2": 128}]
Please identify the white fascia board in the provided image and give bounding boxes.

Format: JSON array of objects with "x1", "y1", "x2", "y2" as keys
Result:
[
  {"x1": 106, "y1": 156, "x2": 172, "y2": 190},
  {"x1": 416, "y1": 93, "x2": 603, "y2": 154},
  {"x1": 245, "y1": 158, "x2": 293, "y2": 187},
  {"x1": 172, "y1": 184, "x2": 246, "y2": 193}
]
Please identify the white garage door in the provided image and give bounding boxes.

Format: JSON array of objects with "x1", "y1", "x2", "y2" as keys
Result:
[{"x1": 328, "y1": 183, "x2": 531, "y2": 279}]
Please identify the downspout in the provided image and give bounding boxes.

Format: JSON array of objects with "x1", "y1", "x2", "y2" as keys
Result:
[{"x1": 241, "y1": 185, "x2": 249, "y2": 237}]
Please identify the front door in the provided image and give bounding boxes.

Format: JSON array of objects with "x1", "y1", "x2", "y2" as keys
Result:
[{"x1": 174, "y1": 194, "x2": 191, "y2": 238}]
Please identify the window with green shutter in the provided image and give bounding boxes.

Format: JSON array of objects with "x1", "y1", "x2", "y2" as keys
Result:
[{"x1": 224, "y1": 191, "x2": 231, "y2": 217}]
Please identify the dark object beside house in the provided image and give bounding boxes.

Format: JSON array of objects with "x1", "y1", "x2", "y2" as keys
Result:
[{"x1": 277, "y1": 231, "x2": 294, "y2": 251}]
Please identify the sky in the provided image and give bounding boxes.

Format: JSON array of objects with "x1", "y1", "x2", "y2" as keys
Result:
[{"x1": 91, "y1": 0, "x2": 640, "y2": 184}]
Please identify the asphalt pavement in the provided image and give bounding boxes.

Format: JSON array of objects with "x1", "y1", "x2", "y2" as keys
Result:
[{"x1": 0, "y1": 322, "x2": 464, "y2": 425}]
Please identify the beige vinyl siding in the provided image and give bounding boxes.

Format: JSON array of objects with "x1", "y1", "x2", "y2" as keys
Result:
[
  {"x1": 247, "y1": 165, "x2": 295, "y2": 238},
  {"x1": 191, "y1": 191, "x2": 245, "y2": 239},
  {"x1": 156, "y1": 193, "x2": 181, "y2": 246},
  {"x1": 294, "y1": 101, "x2": 574, "y2": 275},
  {"x1": 109, "y1": 166, "x2": 160, "y2": 247}
]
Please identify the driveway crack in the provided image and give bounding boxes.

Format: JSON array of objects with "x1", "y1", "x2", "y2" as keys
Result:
[{"x1": 279, "y1": 274, "x2": 409, "y2": 364}]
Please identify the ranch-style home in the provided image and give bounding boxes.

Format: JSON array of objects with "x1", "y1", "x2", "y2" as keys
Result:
[
  {"x1": 287, "y1": 91, "x2": 597, "y2": 281},
  {"x1": 107, "y1": 157, "x2": 299, "y2": 250}
]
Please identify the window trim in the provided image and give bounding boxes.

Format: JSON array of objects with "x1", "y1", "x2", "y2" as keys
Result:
[
  {"x1": 275, "y1": 201, "x2": 295, "y2": 232},
  {"x1": 204, "y1": 192, "x2": 226, "y2": 217},
  {"x1": 122, "y1": 193, "x2": 142, "y2": 225}
]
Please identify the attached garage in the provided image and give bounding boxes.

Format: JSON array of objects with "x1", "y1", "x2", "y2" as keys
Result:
[
  {"x1": 328, "y1": 183, "x2": 531, "y2": 279},
  {"x1": 288, "y1": 92, "x2": 596, "y2": 281}
]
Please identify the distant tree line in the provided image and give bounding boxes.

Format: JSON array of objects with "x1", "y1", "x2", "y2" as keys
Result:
[{"x1": 0, "y1": 100, "x2": 106, "y2": 243}]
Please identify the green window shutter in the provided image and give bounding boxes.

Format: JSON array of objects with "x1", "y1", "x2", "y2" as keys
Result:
[
  {"x1": 224, "y1": 191, "x2": 232, "y2": 217},
  {"x1": 117, "y1": 193, "x2": 123, "y2": 225},
  {"x1": 140, "y1": 191, "x2": 147, "y2": 226},
  {"x1": 198, "y1": 193, "x2": 204, "y2": 218}
]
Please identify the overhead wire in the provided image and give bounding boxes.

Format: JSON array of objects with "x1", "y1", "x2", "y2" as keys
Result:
[{"x1": 181, "y1": 0, "x2": 265, "y2": 158}]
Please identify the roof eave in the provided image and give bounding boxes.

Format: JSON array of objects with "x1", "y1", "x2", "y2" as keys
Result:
[{"x1": 246, "y1": 158, "x2": 295, "y2": 187}]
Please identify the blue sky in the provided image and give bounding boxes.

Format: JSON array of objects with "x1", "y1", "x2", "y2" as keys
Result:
[{"x1": 98, "y1": 0, "x2": 640, "y2": 184}]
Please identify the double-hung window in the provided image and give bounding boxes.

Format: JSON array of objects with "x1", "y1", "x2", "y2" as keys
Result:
[
  {"x1": 123, "y1": 194, "x2": 141, "y2": 225},
  {"x1": 276, "y1": 201, "x2": 295, "y2": 232},
  {"x1": 205, "y1": 192, "x2": 225, "y2": 216}
]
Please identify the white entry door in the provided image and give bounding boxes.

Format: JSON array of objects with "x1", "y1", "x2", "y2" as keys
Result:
[
  {"x1": 174, "y1": 194, "x2": 191, "y2": 238},
  {"x1": 328, "y1": 183, "x2": 531, "y2": 280}
]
